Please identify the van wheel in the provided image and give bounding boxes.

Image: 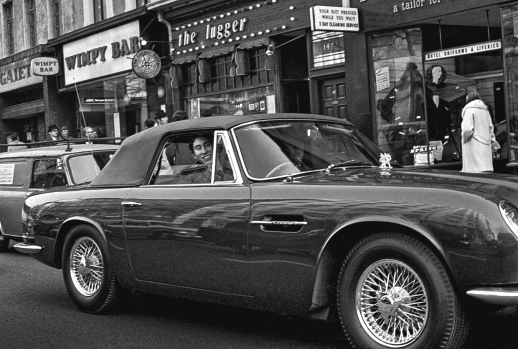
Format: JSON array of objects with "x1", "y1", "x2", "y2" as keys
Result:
[
  {"x1": 337, "y1": 232, "x2": 470, "y2": 349},
  {"x1": 0, "y1": 233, "x2": 9, "y2": 252},
  {"x1": 62, "y1": 224, "x2": 124, "y2": 314}
]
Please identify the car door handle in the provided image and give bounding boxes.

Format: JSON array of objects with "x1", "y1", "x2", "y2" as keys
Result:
[
  {"x1": 121, "y1": 201, "x2": 142, "y2": 207},
  {"x1": 251, "y1": 221, "x2": 307, "y2": 226}
]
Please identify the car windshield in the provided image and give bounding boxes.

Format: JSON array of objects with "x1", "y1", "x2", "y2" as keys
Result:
[
  {"x1": 67, "y1": 151, "x2": 115, "y2": 184},
  {"x1": 234, "y1": 120, "x2": 381, "y2": 179}
]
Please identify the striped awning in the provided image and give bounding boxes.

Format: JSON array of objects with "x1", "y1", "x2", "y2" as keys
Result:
[
  {"x1": 171, "y1": 53, "x2": 197, "y2": 65},
  {"x1": 199, "y1": 45, "x2": 234, "y2": 59},
  {"x1": 237, "y1": 37, "x2": 269, "y2": 49}
]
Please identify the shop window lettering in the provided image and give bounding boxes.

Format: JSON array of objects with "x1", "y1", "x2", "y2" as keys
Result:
[
  {"x1": 64, "y1": 37, "x2": 139, "y2": 70},
  {"x1": 394, "y1": 0, "x2": 441, "y2": 12},
  {"x1": 0, "y1": 64, "x2": 31, "y2": 85},
  {"x1": 206, "y1": 18, "x2": 247, "y2": 40},
  {"x1": 177, "y1": 19, "x2": 248, "y2": 48}
]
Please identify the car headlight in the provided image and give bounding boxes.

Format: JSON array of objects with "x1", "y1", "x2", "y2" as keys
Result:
[{"x1": 499, "y1": 200, "x2": 518, "y2": 237}]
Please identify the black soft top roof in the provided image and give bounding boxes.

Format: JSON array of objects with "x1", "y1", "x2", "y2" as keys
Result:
[{"x1": 90, "y1": 113, "x2": 353, "y2": 187}]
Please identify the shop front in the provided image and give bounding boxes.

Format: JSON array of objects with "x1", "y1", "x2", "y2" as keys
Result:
[
  {"x1": 147, "y1": 0, "x2": 360, "y2": 123},
  {"x1": 0, "y1": 46, "x2": 48, "y2": 147},
  {"x1": 53, "y1": 12, "x2": 171, "y2": 138},
  {"x1": 354, "y1": 0, "x2": 515, "y2": 171}
]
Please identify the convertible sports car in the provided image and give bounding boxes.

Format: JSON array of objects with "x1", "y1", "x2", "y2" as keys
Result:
[{"x1": 14, "y1": 113, "x2": 518, "y2": 349}]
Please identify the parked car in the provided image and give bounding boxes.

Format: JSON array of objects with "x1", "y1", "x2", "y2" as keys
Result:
[
  {"x1": 0, "y1": 144, "x2": 118, "y2": 250},
  {"x1": 14, "y1": 113, "x2": 518, "y2": 349}
]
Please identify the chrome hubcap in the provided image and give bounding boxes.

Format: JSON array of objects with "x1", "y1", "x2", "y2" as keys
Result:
[
  {"x1": 356, "y1": 259, "x2": 428, "y2": 347},
  {"x1": 70, "y1": 237, "x2": 103, "y2": 297}
]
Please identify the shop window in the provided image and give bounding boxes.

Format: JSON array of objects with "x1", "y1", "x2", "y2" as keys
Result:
[
  {"x1": 4, "y1": 1, "x2": 14, "y2": 55},
  {"x1": 179, "y1": 47, "x2": 275, "y2": 117},
  {"x1": 371, "y1": 28, "x2": 428, "y2": 166}
]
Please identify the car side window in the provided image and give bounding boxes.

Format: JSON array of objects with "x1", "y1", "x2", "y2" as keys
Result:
[
  {"x1": 152, "y1": 132, "x2": 236, "y2": 185},
  {"x1": 31, "y1": 159, "x2": 67, "y2": 189}
]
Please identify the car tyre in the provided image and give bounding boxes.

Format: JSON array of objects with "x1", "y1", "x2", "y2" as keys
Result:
[
  {"x1": 337, "y1": 232, "x2": 470, "y2": 349},
  {"x1": 62, "y1": 224, "x2": 124, "y2": 314},
  {"x1": 0, "y1": 234, "x2": 9, "y2": 252}
]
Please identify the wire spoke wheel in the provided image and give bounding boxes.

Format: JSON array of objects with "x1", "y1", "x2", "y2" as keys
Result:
[
  {"x1": 69, "y1": 236, "x2": 104, "y2": 297},
  {"x1": 356, "y1": 259, "x2": 428, "y2": 347}
]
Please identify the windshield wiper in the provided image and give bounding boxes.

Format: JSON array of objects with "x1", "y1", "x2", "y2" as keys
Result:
[{"x1": 324, "y1": 160, "x2": 376, "y2": 174}]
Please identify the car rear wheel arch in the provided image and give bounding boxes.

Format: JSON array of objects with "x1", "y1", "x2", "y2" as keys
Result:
[
  {"x1": 310, "y1": 221, "x2": 457, "y2": 320},
  {"x1": 55, "y1": 218, "x2": 107, "y2": 269}
]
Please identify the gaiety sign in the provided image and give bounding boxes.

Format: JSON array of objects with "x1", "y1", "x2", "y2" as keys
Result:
[
  {"x1": 62, "y1": 21, "x2": 140, "y2": 86},
  {"x1": 0, "y1": 57, "x2": 43, "y2": 93}
]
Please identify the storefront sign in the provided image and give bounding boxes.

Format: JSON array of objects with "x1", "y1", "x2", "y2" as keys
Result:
[
  {"x1": 376, "y1": 66, "x2": 390, "y2": 91},
  {"x1": 310, "y1": 6, "x2": 359, "y2": 32},
  {"x1": 312, "y1": 31, "x2": 345, "y2": 67},
  {"x1": 132, "y1": 50, "x2": 162, "y2": 79},
  {"x1": 31, "y1": 57, "x2": 60, "y2": 76},
  {"x1": 63, "y1": 21, "x2": 140, "y2": 86},
  {"x1": 0, "y1": 57, "x2": 43, "y2": 93},
  {"x1": 425, "y1": 40, "x2": 501, "y2": 61},
  {"x1": 0, "y1": 164, "x2": 15, "y2": 185},
  {"x1": 170, "y1": 0, "x2": 310, "y2": 57},
  {"x1": 84, "y1": 98, "x2": 115, "y2": 104}
]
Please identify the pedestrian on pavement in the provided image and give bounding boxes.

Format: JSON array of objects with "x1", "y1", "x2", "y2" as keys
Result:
[
  {"x1": 7, "y1": 133, "x2": 27, "y2": 152},
  {"x1": 173, "y1": 110, "x2": 188, "y2": 122},
  {"x1": 461, "y1": 86, "x2": 500, "y2": 173},
  {"x1": 44, "y1": 124, "x2": 60, "y2": 144},
  {"x1": 155, "y1": 110, "x2": 169, "y2": 125}
]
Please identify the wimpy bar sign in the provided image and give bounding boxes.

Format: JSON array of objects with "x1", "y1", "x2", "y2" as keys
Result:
[{"x1": 425, "y1": 40, "x2": 501, "y2": 61}]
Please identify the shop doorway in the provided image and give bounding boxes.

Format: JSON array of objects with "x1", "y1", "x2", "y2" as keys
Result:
[{"x1": 319, "y1": 77, "x2": 346, "y2": 119}]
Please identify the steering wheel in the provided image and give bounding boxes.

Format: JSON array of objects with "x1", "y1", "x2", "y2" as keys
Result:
[{"x1": 265, "y1": 162, "x2": 300, "y2": 178}]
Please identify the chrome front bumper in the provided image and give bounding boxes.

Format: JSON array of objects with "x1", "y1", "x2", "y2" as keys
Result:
[
  {"x1": 467, "y1": 287, "x2": 518, "y2": 305},
  {"x1": 14, "y1": 242, "x2": 42, "y2": 254}
]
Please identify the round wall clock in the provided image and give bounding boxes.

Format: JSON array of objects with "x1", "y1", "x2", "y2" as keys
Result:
[{"x1": 132, "y1": 50, "x2": 162, "y2": 79}]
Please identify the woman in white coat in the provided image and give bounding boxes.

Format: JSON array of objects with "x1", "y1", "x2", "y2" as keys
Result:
[{"x1": 461, "y1": 86, "x2": 499, "y2": 173}]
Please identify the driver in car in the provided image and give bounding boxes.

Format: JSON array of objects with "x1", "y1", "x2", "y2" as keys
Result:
[{"x1": 177, "y1": 135, "x2": 233, "y2": 183}]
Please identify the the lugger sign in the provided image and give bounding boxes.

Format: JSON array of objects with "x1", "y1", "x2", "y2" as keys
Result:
[{"x1": 62, "y1": 21, "x2": 140, "y2": 86}]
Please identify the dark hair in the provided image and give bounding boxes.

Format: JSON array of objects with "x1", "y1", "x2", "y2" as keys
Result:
[
  {"x1": 10, "y1": 133, "x2": 19, "y2": 141},
  {"x1": 188, "y1": 134, "x2": 212, "y2": 153},
  {"x1": 155, "y1": 110, "x2": 167, "y2": 120},
  {"x1": 200, "y1": 109, "x2": 212, "y2": 118},
  {"x1": 425, "y1": 65, "x2": 447, "y2": 86},
  {"x1": 48, "y1": 124, "x2": 59, "y2": 132},
  {"x1": 144, "y1": 119, "x2": 155, "y2": 128}
]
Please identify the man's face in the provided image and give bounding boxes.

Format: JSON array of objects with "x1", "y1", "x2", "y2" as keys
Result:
[
  {"x1": 192, "y1": 136, "x2": 213, "y2": 164},
  {"x1": 159, "y1": 116, "x2": 169, "y2": 125},
  {"x1": 62, "y1": 129, "x2": 69, "y2": 138},
  {"x1": 49, "y1": 129, "x2": 59, "y2": 139},
  {"x1": 84, "y1": 128, "x2": 95, "y2": 137}
]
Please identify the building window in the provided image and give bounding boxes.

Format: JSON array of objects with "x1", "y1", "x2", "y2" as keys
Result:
[
  {"x1": 28, "y1": 0, "x2": 36, "y2": 46},
  {"x1": 179, "y1": 47, "x2": 275, "y2": 118},
  {"x1": 94, "y1": 0, "x2": 104, "y2": 22},
  {"x1": 53, "y1": 0, "x2": 61, "y2": 36},
  {"x1": 4, "y1": 1, "x2": 14, "y2": 55},
  {"x1": 371, "y1": 28, "x2": 427, "y2": 167}
]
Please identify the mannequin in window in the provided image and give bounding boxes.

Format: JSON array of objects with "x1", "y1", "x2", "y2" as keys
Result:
[{"x1": 426, "y1": 89, "x2": 451, "y2": 142}]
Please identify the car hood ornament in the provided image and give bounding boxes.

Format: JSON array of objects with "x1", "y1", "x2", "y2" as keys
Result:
[{"x1": 379, "y1": 153, "x2": 393, "y2": 170}]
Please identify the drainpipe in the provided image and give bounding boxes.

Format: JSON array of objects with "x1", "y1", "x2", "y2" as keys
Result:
[{"x1": 157, "y1": 10, "x2": 174, "y2": 59}]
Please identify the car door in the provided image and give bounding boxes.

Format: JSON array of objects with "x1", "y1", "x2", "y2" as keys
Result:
[
  {"x1": 0, "y1": 158, "x2": 29, "y2": 238},
  {"x1": 123, "y1": 131, "x2": 252, "y2": 295}
]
